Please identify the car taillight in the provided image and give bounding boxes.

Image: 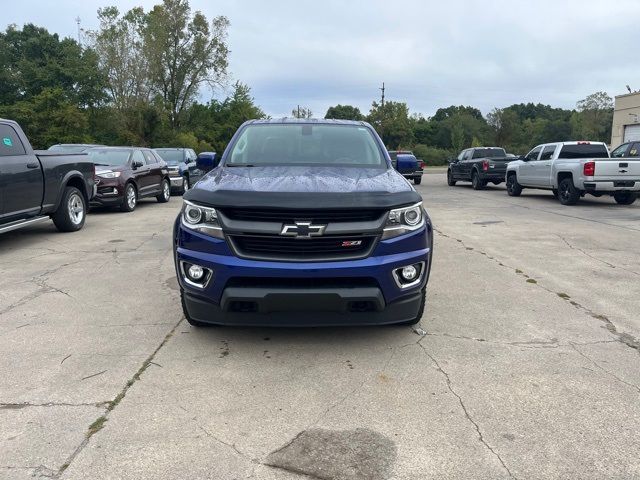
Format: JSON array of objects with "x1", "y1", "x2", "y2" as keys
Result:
[
  {"x1": 482, "y1": 159, "x2": 489, "y2": 171},
  {"x1": 419, "y1": 160, "x2": 425, "y2": 169},
  {"x1": 583, "y1": 161, "x2": 595, "y2": 176}
]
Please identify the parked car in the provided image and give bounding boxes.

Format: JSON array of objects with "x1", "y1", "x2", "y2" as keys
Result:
[
  {"x1": 447, "y1": 147, "x2": 512, "y2": 189},
  {"x1": 506, "y1": 141, "x2": 640, "y2": 205},
  {"x1": 395, "y1": 153, "x2": 424, "y2": 184},
  {"x1": 174, "y1": 119, "x2": 433, "y2": 327},
  {"x1": 48, "y1": 143, "x2": 105, "y2": 153},
  {"x1": 154, "y1": 148, "x2": 204, "y2": 194},
  {"x1": 610, "y1": 141, "x2": 640, "y2": 158},
  {"x1": 0, "y1": 119, "x2": 95, "y2": 234},
  {"x1": 88, "y1": 147, "x2": 171, "y2": 212}
]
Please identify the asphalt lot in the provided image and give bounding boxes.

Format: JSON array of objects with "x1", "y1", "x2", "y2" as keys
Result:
[{"x1": 1, "y1": 174, "x2": 639, "y2": 480}]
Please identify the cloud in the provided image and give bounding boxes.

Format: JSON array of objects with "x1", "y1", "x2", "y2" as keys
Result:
[{"x1": 4, "y1": 0, "x2": 640, "y2": 118}]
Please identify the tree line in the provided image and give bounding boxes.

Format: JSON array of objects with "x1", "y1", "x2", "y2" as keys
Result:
[{"x1": 0, "y1": 0, "x2": 614, "y2": 164}]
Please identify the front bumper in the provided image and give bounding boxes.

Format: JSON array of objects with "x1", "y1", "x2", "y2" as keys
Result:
[
  {"x1": 90, "y1": 182, "x2": 124, "y2": 207},
  {"x1": 169, "y1": 175, "x2": 184, "y2": 189},
  {"x1": 174, "y1": 219, "x2": 432, "y2": 326}
]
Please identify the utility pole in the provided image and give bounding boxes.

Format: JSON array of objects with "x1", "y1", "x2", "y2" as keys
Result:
[
  {"x1": 379, "y1": 82, "x2": 386, "y2": 142},
  {"x1": 75, "y1": 16, "x2": 82, "y2": 45},
  {"x1": 380, "y1": 82, "x2": 385, "y2": 108}
]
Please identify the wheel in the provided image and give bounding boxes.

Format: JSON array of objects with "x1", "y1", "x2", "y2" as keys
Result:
[
  {"x1": 52, "y1": 186, "x2": 86, "y2": 232},
  {"x1": 613, "y1": 191, "x2": 637, "y2": 205},
  {"x1": 181, "y1": 175, "x2": 190, "y2": 195},
  {"x1": 181, "y1": 291, "x2": 215, "y2": 327},
  {"x1": 552, "y1": 189, "x2": 558, "y2": 199},
  {"x1": 447, "y1": 169, "x2": 457, "y2": 186},
  {"x1": 557, "y1": 177, "x2": 580, "y2": 205},
  {"x1": 471, "y1": 170, "x2": 486, "y2": 190},
  {"x1": 157, "y1": 179, "x2": 171, "y2": 203},
  {"x1": 506, "y1": 173, "x2": 522, "y2": 196},
  {"x1": 120, "y1": 183, "x2": 137, "y2": 212},
  {"x1": 413, "y1": 176, "x2": 422, "y2": 185},
  {"x1": 395, "y1": 287, "x2": 426, "y2": 326}
]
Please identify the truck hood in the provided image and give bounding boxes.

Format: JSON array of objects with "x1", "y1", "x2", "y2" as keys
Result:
[{"x1": 185, "y1": 166, "x2": 422, "y2": 209}]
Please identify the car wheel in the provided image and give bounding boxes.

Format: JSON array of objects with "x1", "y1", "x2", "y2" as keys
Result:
[
  {"x1": 471, "y1": 170, "x2": 485, "y2": 190},
  {"x1": 120, "y1": 183, "x2": 137, "y2": 212},
  {"x1": 395, "y1": 287, "x2": 426, "y2": 326},
  {"x1": 157, "y1": 179, "x2": 171, "y2": 203},
  {"x1": 413, "y1": 176, "x2": 422, "y2": 185},
  {"x1": 52, "y1": 186, "x2": 86, "y2": 232},
  {"x1": 613, "y1": 191, "x2": 637, "y2": 205},
  {"x1": 181, "y1": 291, "x2": 215, "y2": 327},
  {"x1": 447, "y1": 169, "x2": 457, "y2": 186},
  {"x1": 558, "y1": 178, "x2": 580, "y2": 205},
  {"x1": 506, "y1": 173, "x2": 522, "y2": 196},
  {"x1": 552, "y1": 189, "x2": 558, "y2": 199},
  {"x1": 182, "y1": 175, "x2": 190, "y2": 194}
]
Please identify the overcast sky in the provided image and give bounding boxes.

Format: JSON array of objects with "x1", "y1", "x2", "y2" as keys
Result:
[{"x1": 5, "y1": 0, "x2": 639, "y2": 118}]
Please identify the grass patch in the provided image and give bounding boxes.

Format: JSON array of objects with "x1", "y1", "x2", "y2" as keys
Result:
[
  {"x1": 526, "y1": 278, "x2": 537, "y2": 284},
  {"x1": 515, "y1": 269, "x2": 523, "y2": 274},
  {"x1": 557, "y1": 292, "x2": 570, "y2": 299},
  {"x1": 87, "y1": 416, "x2": 107, "y2": 437}
]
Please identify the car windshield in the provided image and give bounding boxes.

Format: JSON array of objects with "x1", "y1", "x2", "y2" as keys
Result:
[
  {"x1": 155, "y1": 149, "x2": 184, "y2": 165},
  {"x1": 472, "y1": 148, "x2": 506, "y2": 159},
  {"x1": 87, "y1": 149, "x2": 132, "y2": 166},
  {"x1": 227, "y1": 124, "x2": 385, "y2": 167}
]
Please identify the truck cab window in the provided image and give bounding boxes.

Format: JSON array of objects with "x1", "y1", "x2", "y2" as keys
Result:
[
  {"x1": 611, "y1": 144, "x2": 628, "y2": 158},
  {"x1": 629, "y1": 143, "x2": 640, "y2": 157},
  {"x1": 540, "y1": 146, "x2": 556, "y2": 160},
  {"x1": 0, "y1": 125, "x2": 26, "y2": 156},
  {"x1": 525, "y1": 147, "x2": 541, "y2": 161}
]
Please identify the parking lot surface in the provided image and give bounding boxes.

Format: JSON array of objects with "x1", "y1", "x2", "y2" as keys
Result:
[{"x1": 1, "y1": 176, "x2": 639, "y2": 480}]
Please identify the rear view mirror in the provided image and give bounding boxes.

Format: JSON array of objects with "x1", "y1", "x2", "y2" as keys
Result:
[
  {"x1": 132, "y1": 160, "x2": 144, "y2": 169},
  {"x1": 196, "y1": 152, "x2": 217, "y2": 172}
]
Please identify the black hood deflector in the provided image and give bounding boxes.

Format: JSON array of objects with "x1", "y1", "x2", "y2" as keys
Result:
[{"x1": 184, "y1": 189, "x2": 422, "y2": 210}]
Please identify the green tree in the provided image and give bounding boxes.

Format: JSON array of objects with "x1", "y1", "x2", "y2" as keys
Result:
[
  {"x1": 324, "y1": 104, "x2": 363, "y2": 120},
  {"x1": 367, "y1": 100, "x2": 413, "y2": 149},
  {"x1": 144, "y1": 0, "x2": 230, "y2": 127},
  {"x1": 450, "y1": 120, "x2": 465, "y2": 152},
  {"x1": 575, "y1": 91, "x2": 613, "y2": 142},
  {"x1": 291, "y1": 106, "x2": 313, "y2": 118}
]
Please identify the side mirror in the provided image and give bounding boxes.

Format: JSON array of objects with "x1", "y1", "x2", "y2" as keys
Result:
[
  {"x1": 132, "y1": 160, "x2": 144, "y2": 169},
  {"x1": 449, "y1": 158, "x2": 458, "y2": 164},
  {"x1": 196, "y1": 152, "x2": 217, "y2": 172}
]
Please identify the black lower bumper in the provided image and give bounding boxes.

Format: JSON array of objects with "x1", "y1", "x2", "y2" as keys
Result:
[
  {"x1": 182, "y1": 287, "x2": 424, "y2": 327},
  {"x1": 480, "y1": 172, "x2": 506, "y2": 182},
  {"x1": 90, "y1": 195, "x2": 123, "y2": 207}
]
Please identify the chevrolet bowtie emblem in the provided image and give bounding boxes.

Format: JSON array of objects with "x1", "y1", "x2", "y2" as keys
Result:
[{"x1": 280, "y1": 221, "x2": 326, "y2": 238}]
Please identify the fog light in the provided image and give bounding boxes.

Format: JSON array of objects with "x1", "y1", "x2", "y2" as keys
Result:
[
  {"x1": 187, "y1": 264, "x2": 204, "y2": 281},
  {"x1": 401, "y1": 265, "x2": 418, "y2": 281}
]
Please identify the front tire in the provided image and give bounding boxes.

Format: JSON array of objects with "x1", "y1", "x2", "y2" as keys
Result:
[
  {"x1": 613, "y1": 191, "x2": 637, "y2": 205},
  {"x1": 120, "y1": 183, "x2": 137, "y2": 212},
  {"x1": 471, "y1": 170, "x2": 486, "y2": 190},
  {"x1": 447, "y1": 169, "x2": 457, "y2": 186},
  {"x1": 157, "y1": 179, "x2": 171, "y2": 203},
  {"x1": 506, "y1": 173, "x2": 522, "y2": 196},
  {"x1": 52, "y1": 186, "x2": 86, "y2": 232},
  {"x1": 181, "y1": 175, "x2": 190, "y2": 195},
  {"x1": 558, "y1": 178, "x2": 580, "y2": 205}
]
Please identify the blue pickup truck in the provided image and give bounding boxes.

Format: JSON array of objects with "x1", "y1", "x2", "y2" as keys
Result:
[
  {"x1": 388, "y1": 150, "x2": 423, "y2": 184},
  {"x1": 173, "y1": 119, "x2": 433, "y2": 327}
]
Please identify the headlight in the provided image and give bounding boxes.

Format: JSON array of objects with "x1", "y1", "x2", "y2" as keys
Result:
[
  {"x1": 97, "y1": 171, "x2": 121, "y2": 179},
  {"x1": 181, "y1": 200, "x2": 223, "y2": 239},
  {"x1": 383, "y1": 202, "x2": 425, "y2": 239}
]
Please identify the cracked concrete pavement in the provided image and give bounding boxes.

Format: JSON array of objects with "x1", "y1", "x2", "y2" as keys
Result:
[{"x1": 1, "y1": 175, "x2": 639, "y2": 479}]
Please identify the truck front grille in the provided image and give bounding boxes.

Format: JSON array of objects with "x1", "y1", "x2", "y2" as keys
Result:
[
  {"x1": 221, "y1": 208, "x2": 385, "y2": 223},
  {"x1": 227, "y1": 234, "x2": 377, "y2": 262}
]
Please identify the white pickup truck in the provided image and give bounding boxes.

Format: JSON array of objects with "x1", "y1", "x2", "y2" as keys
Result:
[{"x1": 505, "y1": 141, "x2": 640, "y2": 205}]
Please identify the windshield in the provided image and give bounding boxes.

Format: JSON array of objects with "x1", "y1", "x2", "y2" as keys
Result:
[
  {"x1": 559, "y1": 144, "x2": 609, "y2": 159},
  {"x1": 87, "y1": 149, "x2": 132, "y2": 166},
  {"x1": 472, "y1": 148, "x2": 506, "y2": 159},
  {"x1": 227, "y1": 124, "x2": 385, "y2": 167},
  {"x1": 155, "y1": 149, "x2": 184, "y2": 165}
]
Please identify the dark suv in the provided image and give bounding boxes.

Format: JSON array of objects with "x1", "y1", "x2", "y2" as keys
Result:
[
  {"x1": 88, "y1": 147, "x2": 171, "y2": 212},
  {"x1": 154, "y1": 148, "x2": 204, "y2": 194}
]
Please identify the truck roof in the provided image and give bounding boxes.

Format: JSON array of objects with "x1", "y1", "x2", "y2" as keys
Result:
[{"x1": 538, "y1": 141, "x2": 607, "y2": 147}]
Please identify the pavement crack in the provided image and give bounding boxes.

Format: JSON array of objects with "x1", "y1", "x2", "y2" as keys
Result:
[
  {"x1": 52, "y1": 317, "x2": 184, "y2": 478},
  {"x1": 417, "y1": 342, "x2": 516, "y2": 479},
  {"x1": 556, "y1": 235, "x2": 639, "y2": 276},
  {"x1": 434, "y1": 228, "x2": 640, "y2": 357},
  {"x1": 570, "y1": 343, "x2": 640, "y2": 394}
]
